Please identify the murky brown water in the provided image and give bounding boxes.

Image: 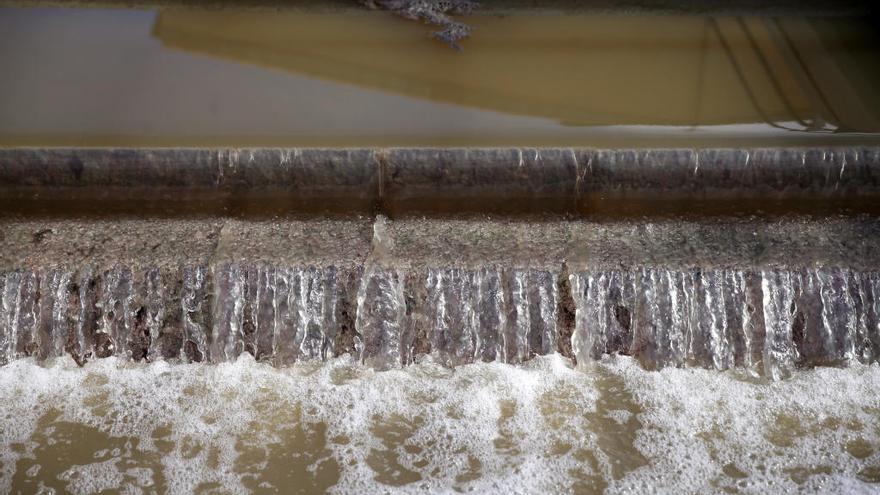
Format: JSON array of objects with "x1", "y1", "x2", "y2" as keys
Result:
[
  {"x1": 2, "y1": 355, "x2": 880, "y2": 493},
  {"x1": 0, "y1": 8, "x2": 879, "y2": 147}
]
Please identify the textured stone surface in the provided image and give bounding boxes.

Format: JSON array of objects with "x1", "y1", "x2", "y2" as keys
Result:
[
  {"x1": 4, "y1": 216, "x2": 879, "y2": 271},
  {"x1": 2, "y1": 147, "x2": 879, "y2": 216}
]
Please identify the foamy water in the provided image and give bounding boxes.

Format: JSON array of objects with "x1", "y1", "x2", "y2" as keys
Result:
[{"x1": 2, "y1": 355, "x2": 880, "y2": 494}]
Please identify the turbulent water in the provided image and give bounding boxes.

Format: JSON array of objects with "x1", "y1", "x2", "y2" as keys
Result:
[{"x1": 2, "y1": 354, "x2": 880, "y2": 493}]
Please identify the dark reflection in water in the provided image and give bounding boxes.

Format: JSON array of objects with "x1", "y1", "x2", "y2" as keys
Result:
[{"x1": 0, "y1": 7, "x2": 878, "y2": 147}]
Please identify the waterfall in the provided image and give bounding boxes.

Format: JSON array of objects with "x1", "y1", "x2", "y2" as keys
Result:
[
  {"x1": 569, "y1": 267, "x2": 879, "y2": 378},
  {"x1": 144, "y1": 268, "x2": 165, "y2": 362},
  {"x1": 356, "y1": 216, "x2": 407, "y2": 370},
  {"x1": 425, "y1": 268, "x2": 479, "y2": 366},
  {"x1": 181, "y1": 266, "x2": 210, "y2": 362},
  {"x1": 37, "y1": 269, "x2": 72, "y2": 360},
  {"x1": 0, "y1": 261, "x2": 877, "y2": 377}
]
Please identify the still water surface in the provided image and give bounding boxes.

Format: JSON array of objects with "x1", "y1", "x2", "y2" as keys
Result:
[{"x1": 0, "y1": 8, "x2": 879, "y2": 147}]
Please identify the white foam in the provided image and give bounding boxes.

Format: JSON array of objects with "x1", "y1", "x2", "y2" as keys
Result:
[
  {"x1": 2, "y1": 354, "x2": 880, "y2": 493},
  {"x1": 602, "y1": 356, "x2": 880, "y2": 494}
]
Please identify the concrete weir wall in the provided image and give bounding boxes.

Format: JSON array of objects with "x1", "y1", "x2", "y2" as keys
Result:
[
  {"x1": 2, "y1": 147, "x2": 879, "y2": 216},
  {"x1": 1, "y1": 147, "x2": 880, "y2": 376}
]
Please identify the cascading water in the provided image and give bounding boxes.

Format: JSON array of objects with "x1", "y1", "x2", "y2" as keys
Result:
[
  {"x1": 3, "y1": 231, "x2": 880, "y2": 492},
  {"x1": 3, "y1": 3, "x2": 880, "y2": 488},
  {"x1": 355, "y1": 215, "x2": 407, "y2": 369},
  {"x1": 569, "y1": 267, "x2": 880, "y2": 376},
  {"x1": 1, "y1": 234, "x2": 878, "y2": 378}
]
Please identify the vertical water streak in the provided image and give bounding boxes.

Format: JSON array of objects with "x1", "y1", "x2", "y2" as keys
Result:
[
  {"x1": 252, "y1": 266, "x2": 276, "y2": 362},
  {"x1": 761, "y1": 269, "x2": 800, "y2": 380},
  {"x1": 704, "y1": 269, "x2": 733, "y2": 370},
  {"x1": 818, "y1": 267, "x2": 858, "y2": 363},
  {"x1": 637, "y1": 268, "x2": 677, "y2": 368},
  {"x1": 425, "y1": 268, "x2": 478, "y2": 366},
  {"x1": 868, "y1": 272, "x2": 880, "y2": 361},
  {"x1": 272, "y1": 268, "x2": 296, "y2": 365},
  {"x1": 0, "y1": 271, "x2": 23, "y2": 364},
  {"x1": 855, "y1": 271, "x2": 879, "y2": 362},
  {"x1": 399, "y1": 271, "x2": 423, "y2": 366},
  {"x1": 145, "y1": 268, "x2": 165, "y2": 361},
  {"x1": 685, "y1": 270, "x2": 708, "y2": 365},
  {"x1": 638, "y1": 269, "x2": 662, "y2": 367},
  {"x1": 240, "y1": 265, "x2": 260, "y2": 358},
  {"x1": 212, "y1": 264, "x2": 245, "y2": 361},
  {"x1": 356, "y1": 264, "x2": 405, "y2": 370},
  {"x1": 0, "y1": 274, "x2": 4, "y2": 364},
  {"x1": 117, "y1": 268, "x2": 136, "y2": 358},
  {"x1": 38, "y1": 270, "x2": 72, "y2": 360},
  {"x1": 15, "y1": 271, "x2": 39, "y2": 358},
  {"x1": 615, "y1": 270, "x2": 637, "y2": 355},
  {"x1": 95, "y1": 267, "x2": 134, "y2": 358},
  {"x1": 743, "y1": 272, "x2": 766, "y2": 369},
  {"x1": 73, "y1": 268, "x2": 96, "y2": 363},
  {"x1": 462, "y1": 270, "x2": 479, "y2": 363},
  {"x1": 570, "y1": 270, "x2": 636, "y2": 365},
  {"x1": 297, "y1": 267, "x2": 327, "y2": 359},
  {"x1": 475, "y1": 267, "x2": 504, "y2": 362},
  {"x1": 181, "y1": 266, "x2": 209, "y2": 362},
  {"x1": 666, "y1": 269, "x2": 690, "y2": 366},
  {"x1": 425, "y1": 268, "x2": 445, "y2": 359},
  {"x1": 791, "y1": 269, "x2": 820, "y2": 364},
  {"x1": 321, "y1": 266, "x2": 340, "y2": 359},
  {"x1": 503, "y1": 270, "x2": 531, "y2": 364},
  {"x1": 527, "y1": 270, "x2": 557, "y2": 356},
  {"x1": 725, "y1": 270, "x2": 754, "y2": 369},
  {"x1": 34, "y1": 271, "x2": 52, "y2": 360},
  {"x1": 683, "y1": 270, "x2": 708, "y2": 365},
  {"x1": 356, "y1": 216, "x2": 406, "y2": 370},
  {"x1": 569, "y1": 271, "x2": 595, "y2": 365},
  {"x1": 591, "y1": 271, "x2": 610, "y2": 356}
]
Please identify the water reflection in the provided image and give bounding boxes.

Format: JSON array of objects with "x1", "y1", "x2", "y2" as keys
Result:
[
  {"x1": 154, "y1": 11, "x2": 877, "y2": 129},
  {"x1": 0, "y1": 7, "x2": 878, "y2": 146}
]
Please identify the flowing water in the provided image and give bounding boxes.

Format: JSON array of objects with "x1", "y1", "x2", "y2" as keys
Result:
[
  {"x1": 2, "y1": 261, "x2": 879, "y2": 374},
  {"x1": 3, "y1": 4, "x2": 880, "y2": 493},
  {"x1": 2, "y1": 214, "x2": 880, "y2": 491},
  {"x1": 1, "y1": 216, "x2": 879, "y2": 491},
  {"x1": 3, "y1": 355, "x2": 880, "y2": 493},
  {"x1": 3, "y1": 238, "x2": 880, "y2": 494}
]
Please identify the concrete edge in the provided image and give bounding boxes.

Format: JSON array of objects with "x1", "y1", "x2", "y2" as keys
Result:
[{"x1": 1, "y1": 147, "x2": 879, "y2": 216}]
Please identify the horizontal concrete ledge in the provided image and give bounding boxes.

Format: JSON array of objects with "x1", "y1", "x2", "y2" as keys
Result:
[
  {"x1": 2, "y1": 147, "x2": 879, "y2": 217},
  {"x1": 4, "y1": 216, "x2": 879, "y2": 271}
]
